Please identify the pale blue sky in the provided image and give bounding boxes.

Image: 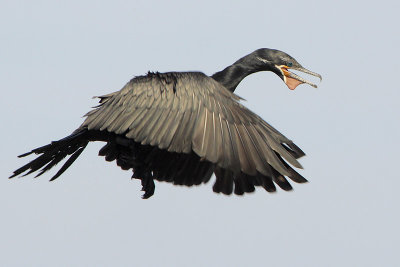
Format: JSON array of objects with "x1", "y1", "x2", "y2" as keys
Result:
[{"x1": 1, "y1": 0, "x2": 399, "y2": 266}]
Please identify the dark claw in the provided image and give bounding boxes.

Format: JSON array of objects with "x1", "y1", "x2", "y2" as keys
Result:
[
  {"x1": 132, "y1": 168, "x2": 155, "y2": 199},
  {"x1": 141, "y1": 177, "x2": 155, "y2": 199}
]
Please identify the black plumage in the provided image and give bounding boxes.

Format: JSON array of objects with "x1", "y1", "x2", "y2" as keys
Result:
[{"x1": 10, "y1": 48, "x2": 321, "y2": 198}]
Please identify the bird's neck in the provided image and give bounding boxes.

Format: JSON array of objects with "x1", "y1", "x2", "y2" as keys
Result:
[{"x1": 211, "y1": 63, "x2": 257, "y2": 93}]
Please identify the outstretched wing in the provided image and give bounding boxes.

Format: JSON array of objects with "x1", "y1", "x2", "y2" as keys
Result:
[{"x1": 81, "y1": 71, "x2": 305, "y2": 181}]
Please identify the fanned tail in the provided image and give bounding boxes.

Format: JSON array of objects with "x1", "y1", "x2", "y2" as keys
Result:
[{"x1": 9, "y1": 129, "x2": 89, "y2": 180}]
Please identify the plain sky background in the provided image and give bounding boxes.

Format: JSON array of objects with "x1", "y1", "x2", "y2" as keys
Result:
[{"x1": 1, "y1": 0, "x2": 399, "y2": 266}]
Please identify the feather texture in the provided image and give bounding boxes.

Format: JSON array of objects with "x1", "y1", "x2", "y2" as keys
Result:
[{"x1": 11, "y1": 70, "x2": 308, "y2": 197}]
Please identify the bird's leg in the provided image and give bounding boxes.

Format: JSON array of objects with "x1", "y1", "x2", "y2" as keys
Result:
[
  {"x1": 141, "y1": 173, "x2": 155, "y2": 199},
  {"x1": 132, "y1": 166, "x2": 155, "y2": 199}
]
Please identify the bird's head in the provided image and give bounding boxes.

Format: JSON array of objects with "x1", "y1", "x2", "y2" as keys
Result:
[{"x1": 252, "y1": 48, "x2": 322, "y2": 90}]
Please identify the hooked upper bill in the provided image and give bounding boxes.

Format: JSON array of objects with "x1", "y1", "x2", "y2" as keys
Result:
[{"x1": 277, "y1": 65, "x2": 322, "y2": 90}]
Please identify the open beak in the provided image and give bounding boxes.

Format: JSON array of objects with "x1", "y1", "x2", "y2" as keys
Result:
[{"x1": 277, "y1": 65, "x2": 322, "y2": 90}]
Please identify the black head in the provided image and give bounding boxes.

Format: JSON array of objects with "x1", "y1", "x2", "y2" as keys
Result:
[{"x1": 238, "y1": 48, "x2": 322, "y2": 90}]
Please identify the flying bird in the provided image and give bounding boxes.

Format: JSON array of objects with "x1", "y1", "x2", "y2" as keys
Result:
[{"x1": 10, "y1": 48, "x2": 321, "y2": 198}]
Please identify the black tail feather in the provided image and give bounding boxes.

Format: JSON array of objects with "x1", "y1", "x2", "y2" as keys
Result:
[
  {"x1": 10, "y1": 129, "x2": 89, "y2": 180},
  {"x1": 49, "y1": 145, "x2": 87, "y2": 181}
]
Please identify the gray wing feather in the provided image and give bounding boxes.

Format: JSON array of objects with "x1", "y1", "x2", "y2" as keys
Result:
[
  {"x1": 81, "y1": 72, "x2": 304, "y2": 178},
  {"x1": 150, "y1": 107, "x2": 176, "y2": 147}
]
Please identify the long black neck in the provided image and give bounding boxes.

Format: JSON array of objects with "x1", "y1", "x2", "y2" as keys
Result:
[
  {"x1": 211, "y1": 50, "x2": 276, "y2": 93},
  {"x1": 211, "y1": 63, "x2": 257, "y2": 93}
]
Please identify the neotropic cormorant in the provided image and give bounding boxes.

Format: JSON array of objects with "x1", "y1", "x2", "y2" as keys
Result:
[{"x1": 10, "y1": 48, "x2": 321, "y2": 198}]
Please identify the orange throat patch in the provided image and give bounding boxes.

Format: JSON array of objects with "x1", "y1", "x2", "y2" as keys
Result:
[{"x1": 285, "y1": 76, "x2": 303, "y2": 90}]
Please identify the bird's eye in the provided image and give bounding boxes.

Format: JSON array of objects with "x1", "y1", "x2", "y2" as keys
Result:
[{"x1": 287, "y1": 62, "x2": 293, "y2": 67}]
